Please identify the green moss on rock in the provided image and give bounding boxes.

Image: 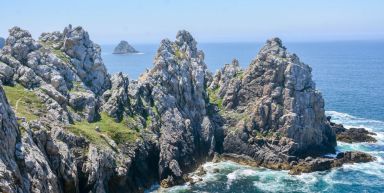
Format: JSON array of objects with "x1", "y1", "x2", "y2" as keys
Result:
[{"x1": 207, "y1": 87, "x2": 224, "y2": 111}]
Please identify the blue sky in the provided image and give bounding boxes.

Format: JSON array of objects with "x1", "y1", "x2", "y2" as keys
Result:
[{"x1": 1, "y1": 0, "x2": 383, "y2": 44}]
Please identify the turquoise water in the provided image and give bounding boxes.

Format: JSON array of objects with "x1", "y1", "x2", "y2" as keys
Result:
[{"x1": 101, "y1": 41, "x2": 384, "y2": 193}]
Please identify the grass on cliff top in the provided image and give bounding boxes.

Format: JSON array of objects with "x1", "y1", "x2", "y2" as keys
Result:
[
  {"x1": 66, "y1": 112, "x2": 140, "y2": 148},
  {"x1": 3, "y1": 84, "x2": 45, "y2": 122}
]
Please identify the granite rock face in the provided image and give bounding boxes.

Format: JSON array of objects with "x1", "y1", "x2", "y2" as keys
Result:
[
  {"x1": 61, "y1": 25, "x2": 111, "y2": 95},
  {"x1": 140, "y1": 30, "x2": 219, "y2": 186},
  {"x1": 0, "y1": 85, "x2": 21, "y2": 192},
  {"x1": 216, "y1": 38, "x2": 336, "y2": 167},
  {"x1": 113, "y1": 40, "x2": 139, "y2": 54},
  {"x1": 101, "y1": 72, "x2": 131, "y2": 121}
]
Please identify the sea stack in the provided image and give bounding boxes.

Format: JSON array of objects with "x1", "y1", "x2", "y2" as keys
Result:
[
  {"x1": 0, "y1": 37, "x2": 5, "y2": 48},
  {"x1": 113, "y1": 40, "x2": 139, "y2": 54}
]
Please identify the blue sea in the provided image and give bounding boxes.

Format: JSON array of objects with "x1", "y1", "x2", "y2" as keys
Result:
[{"x1": 101, "y1": 41, "x2": 384, "y2": 193}]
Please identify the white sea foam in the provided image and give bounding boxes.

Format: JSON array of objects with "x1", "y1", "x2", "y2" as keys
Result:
[
  {"x1": 156, "y1": 185, "x2": 190, "y2": 193},
  {"x1": 326, "y1": 111, "x2": 384, "y2": 132},
  {"x1": 226, "y1": 168, "x2": 259, "y2": 189}
]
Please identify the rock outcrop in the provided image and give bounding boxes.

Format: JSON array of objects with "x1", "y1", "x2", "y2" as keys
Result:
[
  {"x1": 140, "y1": 30, "x2": 220, "y2": 187},
  {"x1": 328, "y1": 117, "x2": 377, "y2": 143},
  {"x1": 215, "y1": 38, "x2": 336, "y2": 168},
  {"x1": 0, "y1": 26, "x2": 375, "y2": 193},
  {"x1": 0, "y1": 37, "x2": 5, "y2": 48},
  {"x1": 113, "y1": 41, "x2": 139, "y2": 54},
  {"x1": 0, "y1": 25, "x2": 111, "y2": 123},
  {"x1": 211, "y1": 151, "x2": 375, "y2": 175},
  {"x1": 101, "y1": 72, "x2": 131, "y2": 121},
  {"x1": 289, "y1": 151, "x2": 376, "y2": 175}
]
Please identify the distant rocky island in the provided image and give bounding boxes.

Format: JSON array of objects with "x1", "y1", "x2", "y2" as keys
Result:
[
  {"x1": 0, "y1": 25, "x2": 376, "y2": 193},
  {"x1": 0, "y1": 37, "x2": 5, "y2": 48},
  {"x1": 113, "y1": 40, "x2": 139, "y2": 54}
]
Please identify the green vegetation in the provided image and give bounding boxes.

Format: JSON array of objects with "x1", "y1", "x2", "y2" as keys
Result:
[
  {"x1": 234, "y1": 71, "x2": 244, "y2": 79},
  {"x1": 70, "y1": 81, "x2": 87, "y2": 93},
  {"x1": 66, "y1": 112, "x2": 140, "y2": 148},
  {"x1": 172, "y1": 43, "x2": 185, "y2": 60},
  {"x1": 253, "y1": 130, "x2": 283, "y2": 139},
  {"x1": 145, "y1": 116, "x2": 152, "y2": 127},
  {"x1": 3, "y1": 84, "x2": 45, "y2": 122},
  {"x1": 52, "y1": 48, "x2": 71, "y2": 64},
  {"x1": 207, "y1": 87, "x2": 223, "y2": 110},
  {"x1": 174, "y1": 49, "x2": 183, "y2": 59}
]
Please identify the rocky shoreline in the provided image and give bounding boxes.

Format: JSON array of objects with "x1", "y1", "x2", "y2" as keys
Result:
[
  {"x1": 328, "y1": 117, "x2": 377, "y2": 143},
  {"x1": 0, "y1": 25, "x2": 377, "y2": 193},
  {"x1": 194, "y1": 151, "x2": 375, "y2": 176}
]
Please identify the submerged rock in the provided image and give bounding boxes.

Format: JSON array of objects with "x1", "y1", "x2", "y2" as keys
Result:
[
  {"x1": 289, "y1": 151, "x2": 376, "y2": 175},
  {"x1": 113, "y1": 40, "x2": 139, "y2": 54},
  {"x1": 213, "y1": 151, "x2": 375, "y2": 175}
]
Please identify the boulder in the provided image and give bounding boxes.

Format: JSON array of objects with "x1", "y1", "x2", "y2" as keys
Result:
[
  {"x1": 0, "y1": 61, "x2": 14, "y2": 84},
  {"x1": 69, "y1": 91, "x2": 97, "y2": 122}
]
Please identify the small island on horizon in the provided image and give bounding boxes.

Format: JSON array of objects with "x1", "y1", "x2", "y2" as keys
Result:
[{"x1": 113, "y1": 40, "x2": 139, "y2": 54}]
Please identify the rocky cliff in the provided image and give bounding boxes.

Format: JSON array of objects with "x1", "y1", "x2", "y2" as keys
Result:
[
  {"x1": 0, "y1": 26, "x2": 373, "y2": 193},
  {"x1": 0, "y1": 37, "x2": 5, "y2": 48},
  {"x1": 113, "y1": 41, "x2": 138, "y2": 54},
  {"x1": 216, "y1": 38, "x2": 336, "y2": 167}
]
